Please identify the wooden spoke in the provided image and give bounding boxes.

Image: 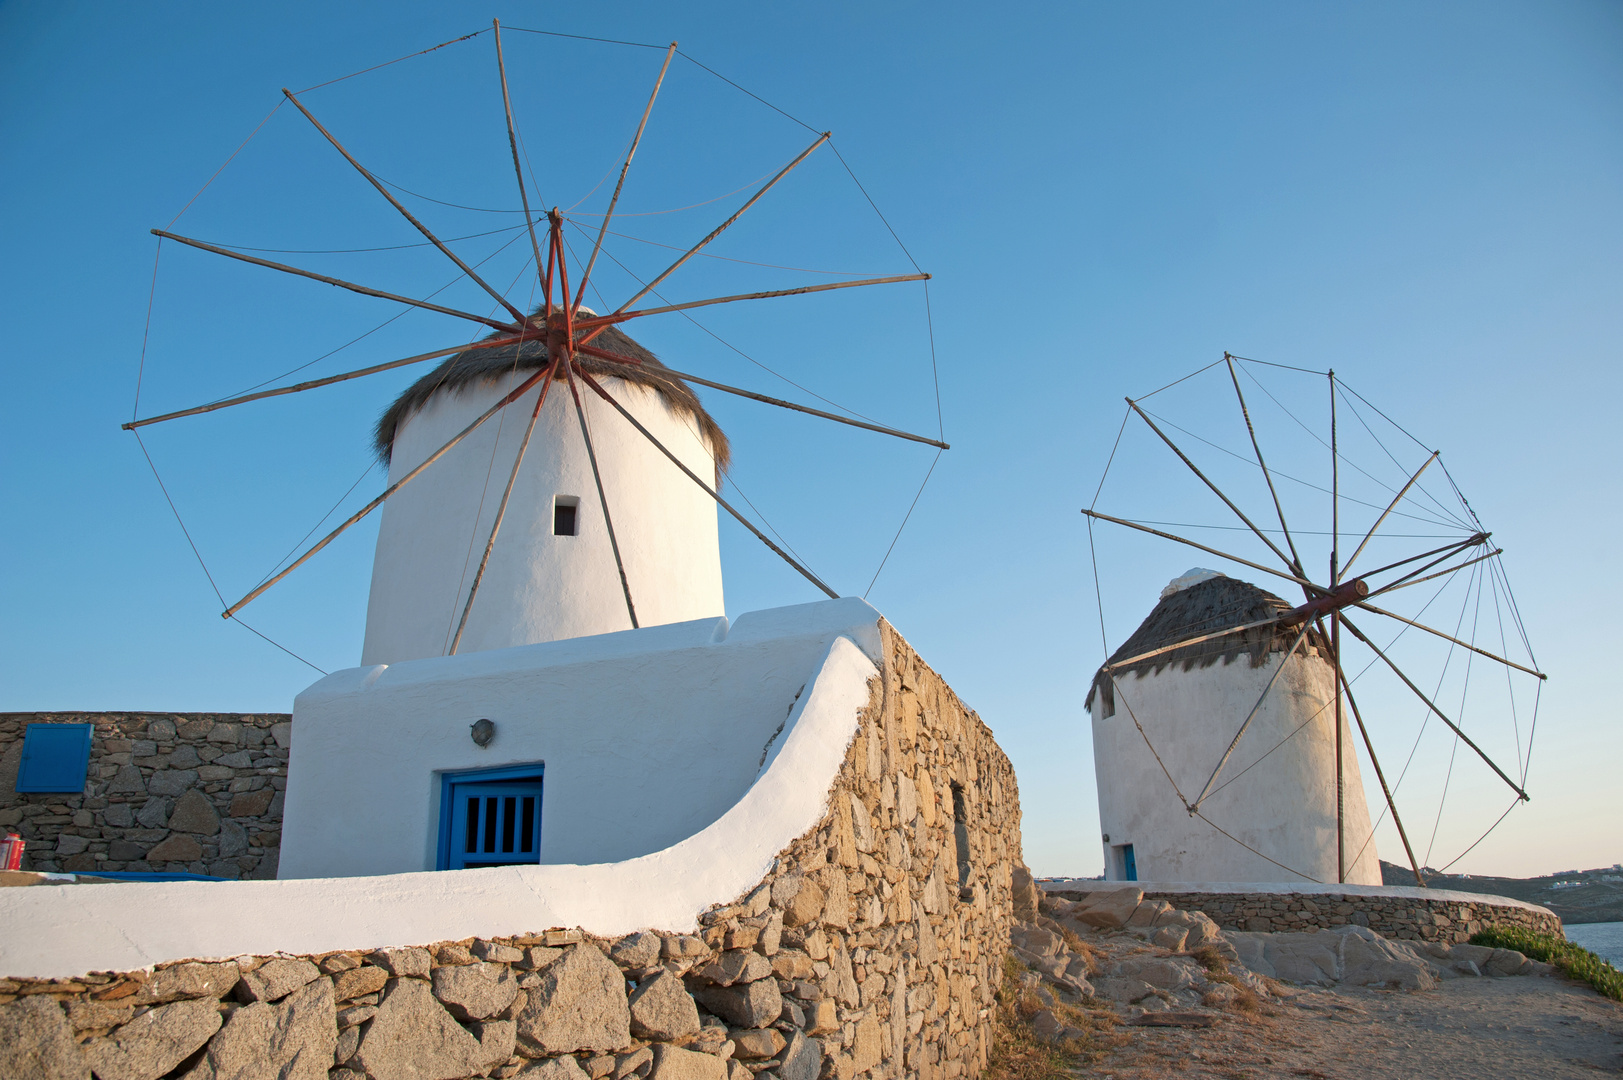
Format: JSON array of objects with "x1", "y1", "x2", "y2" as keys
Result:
[
  {"x1": 1365, "y1": 547, "x2": 1502, "y2": 601},
  {"x1": 449, "y1": 358, "x2": 560, "y2": 655},
  {"x1": 281, "y1": 88, "x2": 530, "y2": 324},
  {"x1": 1190, "y1": 621, "x2": 1315, "y2": 812},
  {"x1": 1352, "y1": 600, "x2": 1545, "y2": 679},
  {"x1": 492, "y1": 20, "x2": 548, "y2": 298},
  {"x1": 574, "y1": 343, "x2": 949, "y2": 449},
  {"x1": 1127, "y1": 398, "x2": 1300, "y2": 575},
  {"x1": 1337, "y1": 661, "x2": 1427, "y2": 887},
  {"x1": 1330, "y1": 370, "x2": 1340, "y2": 585},
  {"x1": 1333, "y1": 611, "x2": 1344, "y2": 882},
  {"x1": 591, "y1": 130, "x2": 832, "y2": 332},
  {"x1": 1360, "y1": 534, "x2": 1487, "y2": 583},
  {"x1": 577, "y1": 273, "x2": 928, "y2": 342},
  {"x1": 565, "y1": 362, "x2": 638, "y2": 628},
  {"x1": 1226, "y1": 353, "x2": 1306, "y2": 579},
  {"x1": 576, "y1": 369, "x2": 839, "y2": 599},
  {"x1": 1339, "y1": 615, "x2": 1530, "y2": 801},
  {"x1": 222, "y1": 363, "x2": 552, "y2": 619},
  {"x1": 575, "y1": 40, "x2": 678, "y2": 312},
  {"x1": 1081, "y1": 508, "x2": 1328, "y2": 596},
  {"x1": 152, "y1": 230, "x2": 522, "y2": 333},
  {"x1": 122, "y1": 333, "x2": 534, "y2": 430},
  {"x1": 1342, "y1": 451, "x2": 1439, "y2": 576}
]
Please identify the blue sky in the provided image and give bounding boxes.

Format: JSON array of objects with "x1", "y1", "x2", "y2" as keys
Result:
[{"x1": 2, "y1": 1, "x2": 1618, "y2": 879}]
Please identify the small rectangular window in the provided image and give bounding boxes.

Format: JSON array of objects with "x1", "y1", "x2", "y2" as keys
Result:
[
  {"x1": 951, "y1": 782, "x2": 972, "y2": 892},
  {"x1": 15, "y1": 724, "x2": 94, "y2": 794},
  {"x1": 437, "y1": 763, "x2": 545, "y2": 871},
  {"x1": 554, "y1": 497, "x2": 579, "y2": 536}
]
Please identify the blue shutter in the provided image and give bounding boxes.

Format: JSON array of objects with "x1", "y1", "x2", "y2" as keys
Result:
[
  {"x1": 436, "y1": 763, "x2": 544, "y2": 870},
  {"x1": 16, "y1": 724, "x2": 94, "y2": 794}
]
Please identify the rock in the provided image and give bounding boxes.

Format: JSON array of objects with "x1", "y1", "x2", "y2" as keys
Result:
[
  {"x1": 1115, "y1": 958, "x2": 1200, "y2": 992},
  {"x1": 228, "y1": 789, "x2": 275, "y2": 818},
  {"x1": 337, "y1": 1005, "x2": 377, "y2": 1028},
  {"x1": 806, "y1": 999, "x2": 837, "y2": 1035},
  {"x1": 1448, "y1": 943, "x2": 1495, "y2": 966},
  {"x1": 434, "y1": 943, "x2": 475, "y2": 966},
  {"x1": 83, "y1": 999, "x2": 222, "y2": 1080},
  {"x1": 148, "y1": 718, "x2": 178, "y2": 740},
  {"x1": 186, "y1": 976, "x2": 335, "y2": 1080},
  {"x1": 611, "y1": 932, "x2": 662, "y2": 969},
  {"x1": 103, "y1": 802, "x2": 135, "y2": 828},
  {"x1": 236, "y1": 958, "x2": 321, "y2": 1003},
  {"x1": 1011, "y1": 866, "x2": 1042, "y2": 923},
  {"x1": 1181, "y1": 912, "x2": 1225, "y2": 950},
  {"x1": 270, "y1": 722, "x2": 292, "y2": 749},
  {"x1": 1091, "y1": 977, "x2": 1159, "y2": 1004},
  {"x1": 519, "y1": 1056, "x2": 592, "y2": 1080},
  {"x1": 0, "y1": 996, "x2": 86, "y2": 1080},
  {"x1": 167, "y1": 790, "x2": 221, "y2": 835},
  {"x1": 516, "y1": 943, "x2": 632, "y2": 1055},
  {"x1": 135, "y1": 798, "x2": 171, "y2": 829},
  {"x1": 145, "y1": 834, "x2": 203, "y2": 863},
  {"x1": 167, "y1": 745, "x2": 201, "y2": 769},
  {"x1": 55, "y1": 834, "x2": 89, "y2": 857},
  {"x1": 147, "y1": 770, "x2": 199, "y2": 797},
  {"x1": 67, "y1": 1000, "x2": 135, "y2": 1033},
  {"x1": 1128, "y1": 1011, "x2": 1220, "y2": 1028},
  {"x1": 699, "y1": 950, "x2": 773, "y2": 986},
  {"x1": 432, "y1": 961, "x2": 519, "y2": 1021},
  {"x1": 661, "y1": 936, "x2": 708, "y2": 960},
  {"x1": 1337, "y1": 928, "x2": 1437, "y2": 990},
  {"x1": 335, "y1": 1025, "x2": 361, "y2": 1066},
  {"x1": 781, "y1": 879, "x2": 825, "y2": 928},
  {"x1": 320, "y1": 954, "x2": 361, "y2": 975},
  {"x1": 333, "y1": 966, "x2": 389, "y2": 1002},
  {"x1": 629, "y1": 970, "x2": 700, "y2": 1040},
  {"x1": 108, "y1": 765, "x2": 148, "y2": 794},
  {"x1": 730, "y1": 1028, "x2": 786, "y2": 1059},
  {"x1": 849, "y1": 1014, "x2": 882, "y2": 1075},
  {"x1": 217, "y1": 820, "x2": 248, "y2": 859},
  {"x1": 1073, "y1": 887, "x2": 1143, "y2": 930},
  {"x1": 474, "y1": 1019, "x2": 517, "y2": 1071},
  {"x1": 614, "y1": 1046, "x2": 654, "y2": 1079},
  {"x1": 1127, "y1": 900, "x2": 1172, "y2": 928},
  {"x1": 775, "y1": 1030, "x2": 820, "y2": 1080},
  {"x1": 107, "y1": 840, "x2": 148, "y2": 861},
  {"x1": 473, "y1": 940, "x2": 525, "y2": 964},
  {"x1": 649, "y1": 1044, "x2": 727, "y2": 1080},
  {"x1": 352, "y1": 978, "x2": 485, "y2": 1080},
  {"x1": 207, "y1": 724, "x2": 240, "y2": 745},
  {"x1": 1011, "y1": 926, "x2": 1062, "y2": 958},
  {"x1": 134, "y1": 962, "x2": 240, "y2": 1005},
  {"x1": 368, "y1": 948, "x2": 432, "y2": 979},
  {"x1": 1151, "y1": 926, "x2": 1189, "y2": 951},
  {"x1": 697, "y1": 978, "x2": 782, "y2": 1029},
  {"x1": 583, "y1": 1054, "x2": 617, "y2": 1079},
  {"x1": 1484, "y1": 948, "x2": 1530, "y2": 976}
]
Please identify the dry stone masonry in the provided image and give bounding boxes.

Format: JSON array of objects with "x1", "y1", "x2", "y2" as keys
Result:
[
  {"x1": 0, "y1": 622, "x2": 1023, "y2": 1080},
  {"x1": 0, "y1": 712, "x2": 289, "y2": 879}
]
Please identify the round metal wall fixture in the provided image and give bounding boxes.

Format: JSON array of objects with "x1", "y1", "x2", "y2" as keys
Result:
[{"x1": 470, "y1": 718, "x2": 496, "y2": 748}]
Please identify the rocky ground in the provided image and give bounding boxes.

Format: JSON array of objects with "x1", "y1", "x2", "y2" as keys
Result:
[{"x1": 990, "y1": 882, "x2": 1623, "y2": 1079}]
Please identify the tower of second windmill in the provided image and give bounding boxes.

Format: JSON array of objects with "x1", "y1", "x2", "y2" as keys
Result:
[
  {"x1": 360, "y1": 319, "x2": 728, "y2": 666},
  {"x1": 1086, "y1": 570, "x2": 1380, "y2": 886}
]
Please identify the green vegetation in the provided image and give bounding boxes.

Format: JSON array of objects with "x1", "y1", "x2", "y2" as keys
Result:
[{"x1": 1470, "y1": 926, "x2": 1623, "y2": 1002}]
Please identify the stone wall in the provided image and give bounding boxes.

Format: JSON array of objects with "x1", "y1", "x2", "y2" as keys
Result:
[
  {"x1": 1046, "y1": 886, "x2": 1561, "y2": 945},
  {"x1": 0, "y1": 621, "x2": 1022, "y2": 1080},
  {"x1": 0, "y1": 713, "x2": 289, "y2": 880}
]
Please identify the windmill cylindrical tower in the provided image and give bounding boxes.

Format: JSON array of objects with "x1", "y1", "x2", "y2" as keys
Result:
[
  {"x1": 360, "y1": 321, "x2": 728, "y2": 666},
  {"x1": 1087, "y1": 570, "x2": 1380, "y2": 885}
]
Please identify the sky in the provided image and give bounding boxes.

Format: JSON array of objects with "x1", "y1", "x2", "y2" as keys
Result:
[{"x1": 1, "y1": 1, "x2": 1619, "y2": 880}]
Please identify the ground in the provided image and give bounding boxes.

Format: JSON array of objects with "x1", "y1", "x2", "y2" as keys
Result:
[{"x1": 1057, "y1": 975, "x2": 1623, "y2": 1079}]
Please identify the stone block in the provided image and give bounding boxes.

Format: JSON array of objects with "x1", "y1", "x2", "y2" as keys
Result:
[
  {"x1": 368, "y1": 948, "x2": 432, "y2": 979},
  {"x1": 700, "y1": 950, "x2": 773, "y2": 987},
  {"x1": 206, "y1": 724, "x2": 240, "y2": 745},
  {"x1": 134, "y1": 962, "x2": 239, "y2": 1005},
  {"x1": 334, "y1": 966, "x2": 389, "y2": 1002},
  {"x1": 188, "y1": 976, "x2": 334, "y2": 1080},
  {"x1": 629, "y1": 970, "x2": 700, "y2": 1041},
  {"x1": 475, "y1": 1018, "x2": 518, "y2": 1072},
  {"x1": 432, "y1": 962, "x2": 519, "y2": 1021},
  {"x1": 66, "y1": 1000, "x2": 135, "y2": 1033},
  {"x1": 649, "y1": 1044, "x2": 727, "y2": 1080},
  {"x1": 337, "y1": 1005, "x2": 377, "y2": 1028},
  {"x1": 144, "y1": 834, "x2": 203, "y2": 864},
  {"x1": 270, "y1": 722, "x2": 292, "y2": 749},
  {"x1": 166, "y1": 746, "x2": 201, "y2": 770},
  {"x1": 1010, "y1": 866, "x2": 1041, "y2": 923},
  {"x1": 1127, "y1": 900, "x2": 1172, "y2": 928},
  {"x1": 610, "y1": 931, "x2": 662, "y2": 969},
  {"x1": 236, "y1": 959, "x2": 321, "y2": 1003},
  {"x1": 471, "y1": 939, "x2": 524, "y2": 964},
  {"x1": 148, "y1": 770, "x2": 201, "y2": 797},
  {"x1": 515, "y1": 943, "x2": 632, "y2": 1055},
  {"x1": 662, "y1": 936, "x2": 708, "y2": 960},
  {"x1": 1073, "y1": 887, "x2": 1144, "y2": 930},
  {"x1": 227, "y1": 788, "x2": 275, "y2": 819},
  {"x1": 731, "y1": 1028, "x2": 786, "y2": 1060},
  {"x1": 697, "y1": 978, "x2": 783, "y2": 1030},
  {"x1": 148, "y1": 719, "x2": 177, "y2": 740},
  {"x1": 0, "y1": 996, "x2": 86, "y2": 1080},
  {"x1": 167, "y1": 790, "x2": 220, "y2": 836},
  {"x1": 782, "y1": 879, "x2": 825, "y2": 928},
  {"x1": 83, "y1": 998, "x2": 222, "y2": 1080},
  {"x1": 1484, "y1": 949, "x2": 1530, "y2": 977},
  {"x1": 353, "y1": 977, "x2": 484, "y2": 1080},
  {"x1": 521, "y1": 1054, "x2": 593, "y2": 1080}
]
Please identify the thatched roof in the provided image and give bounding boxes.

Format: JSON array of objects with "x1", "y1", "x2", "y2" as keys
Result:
[
  {"x1": 1085, "y1": 575, "x2": 1328, "y2": 710},
  {"x1": 373, "y1": 311, "x2": 729, "y2": 470}
]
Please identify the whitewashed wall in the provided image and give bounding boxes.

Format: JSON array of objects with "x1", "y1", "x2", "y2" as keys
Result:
[
  {"x1": 1091, "y1": 649, "x2": 1381, "y2": 886},
  {"x1": 285, "y1": 599, "x2": 884, "y2": 878},
  {"x1": 362, "y1": 371, "x2": 724, "y2": 666}
]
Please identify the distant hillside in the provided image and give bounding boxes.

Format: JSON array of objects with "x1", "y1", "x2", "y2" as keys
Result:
[{"x1": 1381, "y1": 861, "x2": 1623, "y2": 924}]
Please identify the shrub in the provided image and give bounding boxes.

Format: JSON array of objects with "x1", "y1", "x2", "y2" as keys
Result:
[{"x1": 1470, "y1": 927, "x2": 1623, "y2": 1002}]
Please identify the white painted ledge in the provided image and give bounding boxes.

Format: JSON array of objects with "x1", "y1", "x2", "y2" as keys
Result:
[
  {"x1": 0, "y1": 630, "x2": 878, "y2": 980},
  {"x1": 1039, "y1": 877, "x2": 1556, "y2": 917}
]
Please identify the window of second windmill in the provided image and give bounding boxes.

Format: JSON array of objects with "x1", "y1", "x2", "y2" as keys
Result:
[{"x1": 554, "y1": 496, "x2": 579, "y2": 536}]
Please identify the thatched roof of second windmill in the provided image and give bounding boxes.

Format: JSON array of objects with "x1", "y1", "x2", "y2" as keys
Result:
[
  {"x1": 1084, "y1": 575, "x2": 1329, "y2": 710},
  {"x1": 373, "y1": 316, "x2": 729, "y2": 470}
]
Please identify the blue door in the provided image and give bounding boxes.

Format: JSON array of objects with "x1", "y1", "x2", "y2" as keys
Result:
[
  {"x1": 437, "y1": 766, "x2": 544, "y2": 870},
  {"x1": 1122, "y1": 843, "x2": 1138, "y2": 882}
]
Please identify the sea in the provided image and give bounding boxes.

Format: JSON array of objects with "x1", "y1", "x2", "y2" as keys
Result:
[{"x1": 1564, "y1": 921, "x2": 1623, "y2": 967}]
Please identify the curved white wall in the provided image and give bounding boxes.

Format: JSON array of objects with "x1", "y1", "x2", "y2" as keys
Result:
[
  {"x1": 1092, "y1": 650, "x2": 1380, "y2": 886},
  {"x1": 362, "y1": 370, "x2": 723, "y2": 666},
  {"x1": 0, "y1": 619, "x2": 880, "y2": 980}
]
